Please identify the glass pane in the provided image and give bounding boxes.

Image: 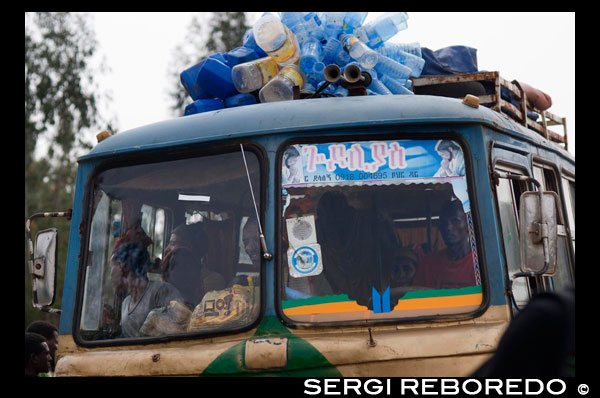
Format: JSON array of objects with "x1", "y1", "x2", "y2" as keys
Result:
[
  {"x1": 561, "y1": 178, "x2": 575, "y2": 245},
  {"x1": 536, "y1": 166, "x2": 574, "y2": 290},
  {"x1": 153, "y1": 209, "x2": 165, "y2": 260},
  {"x1": 140, "y1": 204, "x2": 153, "y2": 237},
  {"x1": 495, "y1": 175, "x2": 530, "y2": 307},
  {"x1": 79, "y1": 150, "x2": 262, "y2": 341},
  {"x1": 81, "y1": 192, "x2": 111, "y2": 331},
  {"x1": 553, "y1": 236, "x2": 573, "y2": 289},
  {"x1": 279, "y1": 139, "x2": 483, "y2": 324}
]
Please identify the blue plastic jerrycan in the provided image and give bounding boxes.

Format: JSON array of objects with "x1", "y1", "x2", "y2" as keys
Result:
[
  {"x1": 180, "y1": 53, "x2": 228, "y2": 100},
  {"x1": 242, "y1": 28, "x2": 268, "y2": 58},
  {"x1": 224, "y1": 92, "x2": 257, "y2": 108},
  {"x1": 184, "y1": 99, "x2": 224, "y2": 116},
  {"x1": 225, "y1": 47, "x2": 259, "y2": 68},
  {"x1": 196, "y1": 57, "x2": 239, "y2": 100}
]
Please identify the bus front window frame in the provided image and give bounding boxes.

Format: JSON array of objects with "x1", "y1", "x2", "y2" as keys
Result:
[
  {"x1": 72, "y1": 143, "x2": 267, "y2": 347},
  {"x1": 275, "y1": 133, "x2": 488, "y2": 328}
]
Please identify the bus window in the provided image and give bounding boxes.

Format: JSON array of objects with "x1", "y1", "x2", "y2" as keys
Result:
[
  {"x1": 78, "y1": 150, "x2": 262, "y2": 342},
  {"x1": 494, "y1": 166, "x2": 532, "y2": 308},
  {"x1": 561, "y1": 176, "x2": 575, "y2": 254},
  {"x1": 533, "y1": 165, "x2": 574, "y2": 291},
  {"x1": 279, "y1": 139, "x2": 483, "y2": 324}
]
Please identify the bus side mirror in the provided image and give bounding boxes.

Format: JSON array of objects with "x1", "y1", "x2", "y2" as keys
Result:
[
  {"x1": 30, "y1": 228, "x2": 58, "y2": 307},
  {"x1": 519, "y1": 191, "x2": 559, "y2": 276}
]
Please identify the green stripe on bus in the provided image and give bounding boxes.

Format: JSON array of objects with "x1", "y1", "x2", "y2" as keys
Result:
[
  {"x1": 282, "y1": 285, "x2": 483, "y2": 309},
  {"x1": 200, "y1": 315, "x2": 342, "y2": 377}
]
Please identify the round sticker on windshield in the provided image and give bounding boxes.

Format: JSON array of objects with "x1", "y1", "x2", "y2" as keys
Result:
[{"x1": 288, "y1": 243, "x2": 323, "y2": 278}]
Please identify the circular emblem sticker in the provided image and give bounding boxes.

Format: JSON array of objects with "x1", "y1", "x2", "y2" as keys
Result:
[{"x1": 290, "y1": 245, "x2": 323, "y2": 277}]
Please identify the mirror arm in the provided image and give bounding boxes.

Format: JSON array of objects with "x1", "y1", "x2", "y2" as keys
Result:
[
  {"x1": 491, "y1": 171, "x2": 541, "y2": 190},
  {"x1": 34, "y1": 304, "x2": 62, "y2": 314}
]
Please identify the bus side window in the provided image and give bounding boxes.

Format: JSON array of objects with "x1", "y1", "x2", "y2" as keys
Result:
[
  {"x1": 495, "y1": 167, "x2": 532, "y2": 308},
  {"x1": 140, "y1": 204, "x2": 168, "y2": 276},
  {"x1": 561, "y1": 176, "x2": 575, "y2": 254},
  {"x1": 533, "y1": 165, "x2": 574, "y2": 291}
]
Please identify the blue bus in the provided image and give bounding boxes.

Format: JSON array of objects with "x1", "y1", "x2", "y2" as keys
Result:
[{"x1": 26, "y1": 72, "x2": 574, "y2": 376}]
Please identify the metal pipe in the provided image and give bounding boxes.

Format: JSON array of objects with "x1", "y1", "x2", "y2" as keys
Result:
[
  {"x1": 343, "y1": 64, "x2": 364, "y2": 84},
  {"x1": 324, "y1": 64, "x2": 341, "y2": 83}
]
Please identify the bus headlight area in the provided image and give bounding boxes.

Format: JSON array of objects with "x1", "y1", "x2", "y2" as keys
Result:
[{"x1": 303, "y1": 378, "x2": 568, "y2": 396}]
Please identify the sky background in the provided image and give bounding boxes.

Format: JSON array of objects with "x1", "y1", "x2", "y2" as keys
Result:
[{"x1": 80, "y1": 12, "x2": 574, "y2": 155}]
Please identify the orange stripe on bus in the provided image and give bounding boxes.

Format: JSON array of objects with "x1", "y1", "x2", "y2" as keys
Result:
[{"x1": 283, "y1": 294, "x2": 483, "y2": 316}]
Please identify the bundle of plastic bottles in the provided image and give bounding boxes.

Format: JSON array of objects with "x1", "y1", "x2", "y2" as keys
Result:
[{"x1": 180, "y1": 12, "x2": 424, "y2": 116}]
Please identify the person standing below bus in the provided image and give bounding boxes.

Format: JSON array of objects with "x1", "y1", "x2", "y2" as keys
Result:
[
  {"x1": 25, "y1": 321, "x2": 58, "y2": 376},
  {"x1": 411, "y1": 198, "x2": 476, "y2": 289},
  {"x1": 25, "y1": 333, "x2": 52, "y2": 377}
]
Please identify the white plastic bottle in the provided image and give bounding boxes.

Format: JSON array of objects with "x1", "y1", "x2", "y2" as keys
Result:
[
  {"x1": 253, "y1": 14, "x2": 300, "y2": 66},
  {"x1": 231, "y1": 57, "x2": 280, "y2": 93},
  {"x1": 259, "y1": 64, "x2": 304, "y2": 102},
  {"x1": 354, "y1": 12, "x2": 409, "y2": 48},
  {"x1": 339, "y1": 33, "x2": 378, "y2": 70}
]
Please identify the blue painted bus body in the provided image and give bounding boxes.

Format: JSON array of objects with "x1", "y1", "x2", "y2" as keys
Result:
[{"x1": 59, "y1": 94, "x2": 574, "y2": 336}]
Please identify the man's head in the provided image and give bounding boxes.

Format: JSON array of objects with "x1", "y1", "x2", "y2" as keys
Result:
[
  {"x1": 439, "y1": 199, "x2": 469, "y2": 248},
  {"x1": 26, "y1": 321, "x2": 58, "y2": 365},
  {"x1": 242, "y1": 217, "x2": 260, "y2": 265},
  {"x1": 391, "y1": 248, "x2": 419, "y2": 286},
  {"x1": 111, "y1": 242, "x2": 150, "y2": 291},
  {"x1": 317, "y1": 190, "x2": 353, "y2": 224},
  {"x1": 166, "y1": 223, "x2": 208, "y2": 259},
  {"x1": 25, "y1": 333, "x2": 51, "y2": 374}
]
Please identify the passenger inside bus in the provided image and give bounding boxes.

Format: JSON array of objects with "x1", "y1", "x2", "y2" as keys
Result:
[
  {"x1": 389, "y1": 247, "x2": 419, "y2": 287},
  {"x1": 102, "y1": 222, "x2": 153, "y2": 336},
  {"x1": 228, "y1": 216, "x2": 261, "y2": 287},
  {"x1": 161, "y1": 223, "x2": 225, "y2": 307},
  {"x1": 411, "y1": 198, "x2": 477, "y2": 289},
  {"x1": 111, "y1": 241, "x2": 185, "y2": 338},
  {"x1": 315, "y1": 190, "x2": 400, "y2": 308}
]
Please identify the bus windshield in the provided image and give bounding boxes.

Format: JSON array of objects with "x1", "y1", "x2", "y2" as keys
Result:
[
  {"x1": 279, "y1": 138, "x2": 483, "y2": 324},
  {"x1": 78, "y1": 149, "x2": 262, "y2": 342}
]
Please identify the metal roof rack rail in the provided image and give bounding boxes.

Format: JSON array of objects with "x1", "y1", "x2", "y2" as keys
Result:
[{"x1": 411, "y1": 71, "x2": 568, "y2": 150}]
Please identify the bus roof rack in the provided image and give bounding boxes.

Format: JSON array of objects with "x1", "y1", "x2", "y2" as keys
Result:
[{"x1": 411, "y1": 71, "x2": 568, "y2": 151}]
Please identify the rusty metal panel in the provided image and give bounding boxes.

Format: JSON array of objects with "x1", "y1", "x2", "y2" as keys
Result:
[
  {"x1": 291, "y1": 305, "x2": 510, "y2": 376},
  {"x1": 412, "y1": 71, "x2": 568, "y2": 150},
  {"x1": 411, "y1": 71, "x2": 499, "y2": 87}
]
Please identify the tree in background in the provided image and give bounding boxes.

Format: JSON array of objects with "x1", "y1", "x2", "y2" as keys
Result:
[
  {"x1": 167, "y1": 12, "x2": 257, "y2": 116},
  {"x1": 25, "y1": 12, "x2": 112, "y2": 329}
]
